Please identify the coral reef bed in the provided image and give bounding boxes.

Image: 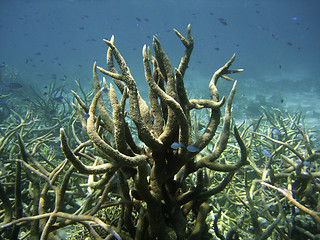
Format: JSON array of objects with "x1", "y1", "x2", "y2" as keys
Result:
[{"x1": 0, "y1": 25, "x2": 319, "y2": 239}]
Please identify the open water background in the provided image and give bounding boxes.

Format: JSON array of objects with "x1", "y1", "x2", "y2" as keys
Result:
[{"x1": 1, "y1": 0, "x2": 319, "y2": 128}]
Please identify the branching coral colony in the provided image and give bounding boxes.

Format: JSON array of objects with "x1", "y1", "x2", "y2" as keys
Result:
[
  {"x1": 60, "y1": 26, "x2": 247, "y2": 239},
  {"x1": 1, "y1": 27, "x2": 319, "y2": 240},
  {"x1": 0, "y1": 25, "x2": 249, "y2": 239},
  {"x1": 62, "y1": 25, "x2": 248, "y2": 239}
]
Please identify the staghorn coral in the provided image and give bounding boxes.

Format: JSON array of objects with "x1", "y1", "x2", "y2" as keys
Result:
[
  {"x1": 9, "y1": 25, "x2": 320, "y2": 240},
  {"x1": 61, "y1": 24, "x2": 247, "y2": 239},
  {"x1": 1, "y1": 25, "x2": 320, "y2": 239}
]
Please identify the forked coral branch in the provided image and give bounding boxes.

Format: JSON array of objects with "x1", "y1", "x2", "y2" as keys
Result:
[{"x1": 261, "y1": 181, "x2": 320, "y2": 226}]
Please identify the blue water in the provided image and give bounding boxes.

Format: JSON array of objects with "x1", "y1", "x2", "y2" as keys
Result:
[{"x1": 1, "y1": 0, "x2": 319, "y2": 126}]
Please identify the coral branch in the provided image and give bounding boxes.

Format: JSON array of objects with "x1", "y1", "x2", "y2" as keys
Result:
[
  {"x1": 1, "y1": 25, "x2": 253, "y2": 239},
  {"x1": 261, "y1": 182, "x2": 320, "y2": 225},
  {"x1": 60, "y1": 128, "x2": 119, "y2": 174}
]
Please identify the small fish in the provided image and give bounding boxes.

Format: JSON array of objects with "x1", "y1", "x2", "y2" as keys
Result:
[
  {"x1": 0, "y1": 63, "x2": 6, "y2": 68},
  {"x1": 171, "y1": 142, "x2": 185, "y2": 150},
  {"x1": 271, "y1": 33, "x2": 280, "y2": 40},
  {"x1": 303, "y1": 161, "x2": 312, "y2": 168},
  {"x1": 81, "y1": 113, "x2": 90, "y2": 119},
  {"x1": 262, "y1": 149, "x2": 272, "y2": 158},
  {"x1": 47, "y1": 109, "x2": 56, "y2": 115},
  {"x1": 0, "y1": 101, "x2": 8, "y2": 105},
  {"x1": 187, "y1": 145, "x2": 200, "y2": 153},
  {"x1": 272, "y1": 129, "x2": 281, "y2": 135},
  {"x1": 110, "y1": 229, "x2": 121, "y2": 240},
  {"x1": 179, "y1": 172, "x2": 184, "y2": 183},
  {"x1": 52, "y1": 96, "x2": 63, "y2": 104},
  {"x1": 151, "y1": 115, "x2": 154, "y2": 122},
  {"x1": 217, "y1": 17, "x2": 228, "y2": 26},
  {"x1": 112, "y1": 173, "x2": 118, "y2": 184},
  {"x1": 2, "y1": 82, "x2": 23, "y2": 90}
]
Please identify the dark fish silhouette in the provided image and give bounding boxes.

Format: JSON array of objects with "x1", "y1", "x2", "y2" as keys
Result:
[
  {"x1": 2, "y1": 82, "x2": 23, "y2": 90},
  {"x1": 217, "y1": 17, "x2": 228, "y2": 26},
  {"x1": 52, "y1": 96, "x2": 64, "y2": 104}
]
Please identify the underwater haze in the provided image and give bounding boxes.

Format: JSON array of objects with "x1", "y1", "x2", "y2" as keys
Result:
[
  {"x1": 1, "y1": 1, "x2": 320, "y2": 239},
  {"x1": 1, "y1": 0, "x2": 320, "y2": 127}
]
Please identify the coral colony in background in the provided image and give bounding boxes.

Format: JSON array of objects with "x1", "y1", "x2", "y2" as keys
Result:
[{"x1": 0, "y1": 25, "x2": 320, "y2": 239}]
